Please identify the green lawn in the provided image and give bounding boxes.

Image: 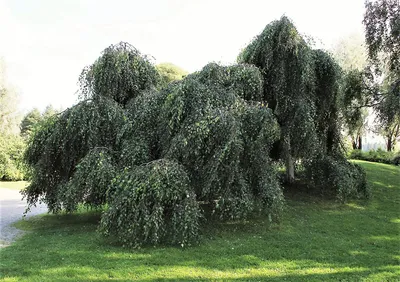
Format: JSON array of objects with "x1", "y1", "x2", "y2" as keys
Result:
[
  {"x1": 0, "y1": 161, "x2": 399, "y2": 281},
  {"x1": 0, "y1": 181, "x2": 29, "y2": 191}
]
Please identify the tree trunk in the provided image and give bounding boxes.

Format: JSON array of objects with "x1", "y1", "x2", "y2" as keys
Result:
[
  {"x1": 387, "y1": 136, "x2": 392, "y2": 152},
  {"x1": 352, "y1": 139, "x2": 357, "y2": 150},
  {"x1": 386, "y1": 123, "x2": 399, "y2": 152},
  {"x1": 393, "y1": 123, "x2": 400, "y2": 149},
  {"x1": 326, "y1": 128, "x2": 334, "y2": 153},
  {"x1": 357, "y1": 135, "x2": 362, "y2": 150},
  {"x1": 283, "y1": 135, "x2": 295, "y2": 184},
  {"x1": 286, "y1": 153, "x2": 295, "y2": 184}
]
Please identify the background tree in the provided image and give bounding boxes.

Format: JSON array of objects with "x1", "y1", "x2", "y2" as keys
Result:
[
  {"x1": 0, "y1": 58, "x2": 20, "y2": 134},
  {"x1": 340, "y1": 70, "x2": 371, "y2": 150},
  {"x1": 364, "y1": 0, "x2": 399, "y2": 76},
  {"x1": 332, "y1": 33, "x2": 370, "y2": 150},
  {"x1": 332, "y1": 33, "x2": 368, "y2": 71},
  {"x1": 20, "y1": 105, "x2": 60, "y2": 139},
  {"x1": 42, "y1": 105, "x2": 59, "y2": 119},
  {"x1": 156, "y1": 63, "x2": 188, "y2": 89},
  {"x1": 20, "y1": 108, "x2": 42, "y2": 138},
  {"x1": 375, "y1": 76, "x2": 400, "y2": 151},
  {"x1": 379, "y1": 119, "x2": 400, "y2": 152},
  {"x1": 363, "y1": 0, "x2": 400, "y2": 151},
  {"x1": 0, "y1": 133, "x2": 25, "y2": 180},
  {"x1": 0, "y1": 58, "x2": 25, "y2": 180}
]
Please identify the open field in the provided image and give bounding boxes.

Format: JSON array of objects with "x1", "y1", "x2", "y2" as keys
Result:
[{"x1": 0, "y1": 161, "x2": 399, "y2": 281}]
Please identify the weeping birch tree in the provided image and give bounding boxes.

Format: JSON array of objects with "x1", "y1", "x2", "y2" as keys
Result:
[{"x1": 238, "y1": 16, "x2": 317, "y2": 182}]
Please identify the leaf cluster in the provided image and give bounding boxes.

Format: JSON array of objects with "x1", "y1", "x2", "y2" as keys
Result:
[
  {"x1": 23, "y1": 99, "x2": 126, "y2": 212},
  {"x1": 304, "y1": 154, "x2": 369, "y2": 201},
  {"x1": 0, "y1": 133, "x2": 26, "y2": 180},
  {"x1": 79, "y1": 42, "x2": 159, "y2": 106},
  {"x1": 239, "y1": 16, "x2": 368, "y2": 197},
  {"x1": 99, "y1": 159, "x2": 200, "y2": 248},
  {"x1": 158, "y1": 63, "x2": 283, "y2": 220}
]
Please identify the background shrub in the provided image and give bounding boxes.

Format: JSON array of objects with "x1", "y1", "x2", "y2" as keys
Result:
[
  {"x1": 349, "y1": 149, "x2": 400, "y2": 165},
  {"x1": 305, "y1": 154, "x2": 369, "y2": 201},
  {"x1": 393, "y1": 152, "x2": 400, "y2": 165},
  {"x1": 0, "y1": 133, "x2": 26, "y2": 181}
]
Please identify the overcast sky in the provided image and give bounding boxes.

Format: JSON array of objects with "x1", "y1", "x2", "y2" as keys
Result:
[{"x1": 0, "y1": 0, "x2": 366, "y2": 112}]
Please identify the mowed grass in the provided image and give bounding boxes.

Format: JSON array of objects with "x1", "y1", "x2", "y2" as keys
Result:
[
  {"x1": 0, "y1": 161, "x2": 399, "y2": 281},
  {"x1": 0, "y1": 181, "x2": 29, "y2": 191}
]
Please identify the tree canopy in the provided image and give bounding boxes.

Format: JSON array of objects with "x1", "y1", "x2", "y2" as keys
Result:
[
  {"x1": 79, "y1": 42, "x2": 159, "y2": 106},
  {"x1": 23, "y1": 42, "x2": 285, "y2": 246},
  {"x1": 363, "y1": 0, "x2": 400, "y2": 151},
  {"x1": 239, "y1": 17, "x2": 337, "y2": 179},
  {"x1": 23, "y1": 18, "x2": 369, "y2": 247},
  {"x1": 238, "y1": 16, "x2": 367, "y2": 199},
  {"x1": 20, "y1": 106, "x2": 60, "y2": 139},
  {"x1": 20, "y1": 108, "x2": 42, "y2": 138},
  {"x1": 156, "y1": 63, "x2": 188, "y2": 89},
  {"x1": 364, "y1": 0, "x2": 400, "y2": 75},
  {"x1": 0, "y1": 58, "x2": 25, "y2": 180},
  {"x1": 0, "y1": 58, "x2": 20, "y2": 134},
  {"x1": 332, "y1": 33, "x2": 367, "y2": 72}
]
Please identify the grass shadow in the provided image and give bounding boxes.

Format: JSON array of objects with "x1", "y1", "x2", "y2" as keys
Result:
[{"x1": 0, "y1": 161, "x2": 399, "y2": 281}]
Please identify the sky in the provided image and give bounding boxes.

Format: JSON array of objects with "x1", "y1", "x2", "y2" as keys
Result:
[{"x1": 0, "y1": 0, "x2": 366, "y2": 113}]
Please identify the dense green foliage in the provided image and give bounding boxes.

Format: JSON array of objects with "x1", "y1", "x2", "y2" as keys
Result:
[
  {"x1": 0, "y1": 59, "x2": 25, "y2": 181},
  {"x1": 24, "y1": 17, "x2": 370, "y2": 247},
  {"x1": 0, "y1": 133, "x2": 25, "y2": 181},
  {"x1": 79, "y1": 42, "x2": 159, "y2": 106},
  {"x1": 157, "y1": 63, "x2": 283, "y2": 220},
  {"x1": 349, "y1": 149, "x2": 400, "y2": 165},
  {"x1": 363, "y1": 0, "x2": 400, "y2": 151},
  {"x1": 156, "y1": 62, "x2": 188, "y2": 89},
  {"x1": 23, "y1": 99, "x2": 126, "y2": 212},
  {"x1": 304, "y1": 154, "x2": 369, "y2": 201},
  {"x1": 24, "y1": 42, "x2": 284, "y2": 246},
  {"x1": 364, "y1": 0, "x2": 399, "y2": 75},
  {"x1": 238, "y1": 16, "x2": 366, "y2": 198},
  {"x1": 312, "y1": 49, "x2": 342, "y2": 154},
  {"x1": 20, "y1": 108, "x2": 42, "y2": 138},
  {"x1": 100, "y1": 159, "x2": 200, "y2": 247},
  {"x1": 20, "y1": 105, "x2": 59, "y2": 139},
  {"x1": 238, "y1": 17, "x2": 318, "y2": 167},
  {"x1": 62, "y1": 149, "x2": 116, "y2": 212}
]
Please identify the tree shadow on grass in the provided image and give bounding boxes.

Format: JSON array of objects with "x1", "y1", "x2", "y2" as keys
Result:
[
  {"x1": 1, "y1": 204, "x2": 399, "y2": 281},
  {"x1": 1, "y1": 163, "x2": 398, "y2": 281}
]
